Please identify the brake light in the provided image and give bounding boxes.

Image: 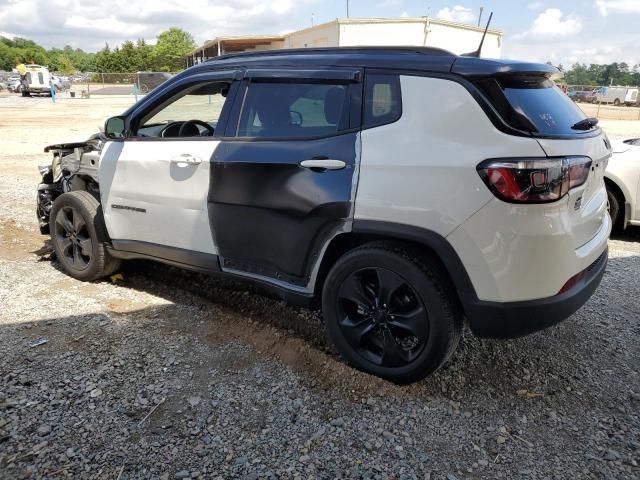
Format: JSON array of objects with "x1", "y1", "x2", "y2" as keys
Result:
[{"x1": 477, "y1": 156, "x2": 592, "y2": 203}]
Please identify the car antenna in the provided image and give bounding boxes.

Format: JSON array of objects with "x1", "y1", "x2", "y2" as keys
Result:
[{"x1": 462, "y1": 11, "x2": 493, "y2": 57}]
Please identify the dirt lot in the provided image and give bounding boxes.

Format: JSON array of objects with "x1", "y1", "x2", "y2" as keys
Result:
[{"x1": 0, "y1": 95, "x2": 639, "y2": 479}]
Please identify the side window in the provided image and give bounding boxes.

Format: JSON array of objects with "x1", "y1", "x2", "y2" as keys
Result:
[
  {"x1": 134, "y1": 81, "x2": 231, "y2": 138},
  {"x1": 364, "y1": 74, "x2": 402, "y2": 128},
  {"x1": 236, "y1": 82, "x2": 350, "y2": 138}
]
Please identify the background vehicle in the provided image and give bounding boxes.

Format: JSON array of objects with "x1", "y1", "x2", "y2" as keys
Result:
[
  {"x1": 8, "y1": 78, "x2": 22, "y2": 93},
  {"x1": 624, "y1": 88, "x2": 639, "y2": 106},
  {"x1": 136, "y1": 72, "x2": 173, "y2": 93},
  {"x1": 605, "y1": 138, "x2": 640, "y2": 232},
  {"x1": 593, "y1": 86, "x2": 630, "y2": 105},
  {"x1": 51, "y1": 75, "x2": 71, "y2": 91},
  {"x1": 21, "y1": 64, "x2": 54, "y2": 96},
  {"x1": 568, "y1": 90, "x2": 593, "y2": 102},
  {"x1": 37, "y1": 48, "x2": 610, "y2": 383}
]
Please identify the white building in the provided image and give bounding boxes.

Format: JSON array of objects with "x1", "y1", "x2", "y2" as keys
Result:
[{"x1": 188, "y1": 17, "x2": 503, "y2": 66}]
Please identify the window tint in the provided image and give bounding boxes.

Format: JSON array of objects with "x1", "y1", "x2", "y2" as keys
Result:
[
  {"x1": 237, "y1": 82, "x2": 349, "y2": 138},
  {"x1": 364, "y1": 74, "x2": 401, "y2": 128},
  {"x1": 136, "y1": 81, "x2": 230, "y2": 138},
  {"x1": 476, "y1": 76, "x2": 591, "y2": 136}
]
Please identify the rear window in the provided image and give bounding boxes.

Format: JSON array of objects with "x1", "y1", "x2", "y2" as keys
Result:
[{"x1": 476, "y1": 76, "x2": 591, "y2": 136}]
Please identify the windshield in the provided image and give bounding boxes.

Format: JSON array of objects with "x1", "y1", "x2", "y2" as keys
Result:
[{"x1": 500, "y1": 76, "x2": 591, "y2": 135}]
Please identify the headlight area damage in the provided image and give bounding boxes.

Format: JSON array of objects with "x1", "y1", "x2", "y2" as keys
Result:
[{"x1": 37, "y1": 134, "x2": 104, "y2": 234}]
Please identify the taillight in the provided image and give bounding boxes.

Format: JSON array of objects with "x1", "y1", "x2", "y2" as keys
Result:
[{"x1": 477, "y1": 156, "x2": 592, "y2": 203}]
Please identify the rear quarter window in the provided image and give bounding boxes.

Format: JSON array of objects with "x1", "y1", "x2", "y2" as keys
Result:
[
  {"x1": 476, "y1": 76, "x2": 591, "y2": 136},
  {"x1": 364, "y1": 74, "x2": 402, "y2": 128}
]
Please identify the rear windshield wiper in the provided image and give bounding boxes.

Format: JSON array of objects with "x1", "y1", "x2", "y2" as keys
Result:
[{"x1": 571, "y1": 117, "x2": 599, "y2": 130}]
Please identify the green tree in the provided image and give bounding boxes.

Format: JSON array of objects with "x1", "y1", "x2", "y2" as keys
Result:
[{"x1": 151, "y1": 27, "x2": 195, "y2": 72}]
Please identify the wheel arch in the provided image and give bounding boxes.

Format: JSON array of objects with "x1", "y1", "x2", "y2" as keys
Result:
[
  {"x1": 313, "y1": 221, "x2": 478, "y2": 313},
  {"x1": 604, "y1": 175, "x2": 630, "y2": 229}
]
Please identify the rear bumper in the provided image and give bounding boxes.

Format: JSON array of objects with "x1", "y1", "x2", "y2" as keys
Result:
[{"x1": 466, "y1": 248, "x2": 608, "y2": 338}]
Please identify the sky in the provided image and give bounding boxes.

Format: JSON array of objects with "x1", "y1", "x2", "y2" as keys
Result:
[{"x1": 1, "y1": 0, "x2": 639, "y2": 66}]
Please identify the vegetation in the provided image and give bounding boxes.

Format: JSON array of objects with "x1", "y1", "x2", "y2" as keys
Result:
[
  {"x1": 560, "y1": 62, "x2": 640, "y2": 87},
  {"x1": 0, "y1": 27, "x2": 195, "y2": 74}
]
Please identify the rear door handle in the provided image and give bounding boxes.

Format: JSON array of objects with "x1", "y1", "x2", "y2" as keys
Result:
[
  {"x1": 299, "y1": 159, "x2": 346, "y2": 171},
  {"x1": 171, "y1": 154, "x2": 202, "y2": 165}
]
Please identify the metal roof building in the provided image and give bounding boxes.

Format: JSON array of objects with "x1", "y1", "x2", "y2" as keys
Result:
[{"x1": 187, "y1": 17, "x2": 504, "y2": 67}]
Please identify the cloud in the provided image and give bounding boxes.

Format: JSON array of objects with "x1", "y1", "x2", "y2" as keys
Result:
[
  {"x1": 515, "y1": 8, "x2": 582, "y2": 39},
  {"x1": 436, "y1": 5, "x2": 475, "y2": 23},
  {"x1": 595, "y1": 0, "x2": 640, "y2": 16},
  {"x1": 0, "y1": 0, "x2": 315, "y2": 50}
]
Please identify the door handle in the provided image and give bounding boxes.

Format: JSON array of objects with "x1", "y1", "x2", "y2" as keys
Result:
[
  {"x1": 170, "y1": 154, "x2": 202, "y2": 165},
  {"x1": 299, "y1": 159, "x2": 346, "y2": 171}
]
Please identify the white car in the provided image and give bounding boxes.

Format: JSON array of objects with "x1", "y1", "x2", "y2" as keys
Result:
[
  {"x1": 36, "y1": 47, "x2": 611, "y2": 383},
  {"x1": 605, "y1": 139, "x2": 640, "y2": 231}
]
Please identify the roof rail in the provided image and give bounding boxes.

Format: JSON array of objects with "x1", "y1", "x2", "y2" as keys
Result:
[{"x1": 206, "y1": 46, "x2": 456, "y2": 63}]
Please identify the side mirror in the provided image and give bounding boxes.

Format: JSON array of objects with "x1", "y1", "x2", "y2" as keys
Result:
[{"x1": 104, "y1": 116, "x2": 126, "y2": 139}]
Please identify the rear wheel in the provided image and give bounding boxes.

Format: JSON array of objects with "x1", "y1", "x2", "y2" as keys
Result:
[
  {"x1": 322, "y1": 242, "x2": 462, "y2": 383},
  {"x1": 49, "y1": 191, "x2": 120, "y2": 281},
  {"x1": 613, "y1": 98, "x2": 621, "y2": 106}
]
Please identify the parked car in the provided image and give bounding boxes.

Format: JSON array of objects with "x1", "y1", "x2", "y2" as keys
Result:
[
  {"x1": 136, "y1": 72, "x2": 173, "y2": 93},
  {"x1": 37, "y1": 47, "x2": 611, "y2": 383},
  {"x1": 8, "y1": 78, "x2": 22, "y2": 93},
  {"x1": 605, "y1": 138, "x2": 640, "y2": 232},
  {"x1": 568, "y1": 90, "x2": 592, "y2": 102},
  {"x1": 51, "y1": 75, "x2": 71, "y2": 91}
]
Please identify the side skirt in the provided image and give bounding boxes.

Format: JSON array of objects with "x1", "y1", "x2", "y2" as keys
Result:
[{"x1": 107, "y1": 240, "x2": 315, "y2": 307}]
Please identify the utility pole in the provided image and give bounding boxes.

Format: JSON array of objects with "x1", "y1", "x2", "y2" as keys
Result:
[
  {"x1": 311, "y1": 13, "x2": 315, "y2": 26},
  {"x1": 346, "y1": 0, "x2": 350, "y2": 18},
  {"x1": 478, "y1": 6, "x2": 484, "y2": 27}
]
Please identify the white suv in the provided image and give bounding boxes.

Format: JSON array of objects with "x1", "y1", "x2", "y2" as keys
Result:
[{"x1": 37, "y1": 48, "x2": 611, "y2": 383}]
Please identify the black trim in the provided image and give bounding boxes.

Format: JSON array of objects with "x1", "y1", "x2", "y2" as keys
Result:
[
  {"x1": 106, "y1": 240, "x2": 315, "y2": 307},
  {"x1": 351, "y1": 221, "x2": 607, "y2": 340},
  {"x1": 466, "y1": 249, "x2": 608, "y2": 338},
  {"x1": 244, "y1": 68, "x2": 361, "y2": 82},
  {"x1": 109, "y1": 240, "x2": 220, "y2": 274},
  {"x1": 351, "y1": 220, "x2": 478, "y2": 301}
]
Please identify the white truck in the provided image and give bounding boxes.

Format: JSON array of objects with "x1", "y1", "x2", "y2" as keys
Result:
[
  {"x1": 593, "y1": 86, "x2": 638, "y2": 106},
  {"x1": 20, "y1": 64, "x2": 54, "y2": 97}
]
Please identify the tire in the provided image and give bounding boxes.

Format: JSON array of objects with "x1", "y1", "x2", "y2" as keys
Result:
[
  {"x1": 140, "y1": 84, "x2": 149, "y2": 94},
  {"x1": 322, "y1": 242, "x2": 462, "y2": 384},
  {"x1": 606, "y1": 187, "x2": 624, "y2": 234},
  {"x1": 613, "y1": 98, "x2": 621, "y2": 106},
  {"x1": 49, "y1": 191, "x2": 121, "y2": 281},
  {"x1": 21, "y1": 90, "x2": 30, "y2": 97}
]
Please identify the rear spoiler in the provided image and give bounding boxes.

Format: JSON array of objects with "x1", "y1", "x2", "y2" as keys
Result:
[{"x1": 451, "y1": 57, "x2": 559, "y2": 78}]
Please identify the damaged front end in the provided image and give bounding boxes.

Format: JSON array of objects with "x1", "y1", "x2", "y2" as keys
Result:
[{"x1": 37, "y1": 134, "x2": 104, "y2": 234}]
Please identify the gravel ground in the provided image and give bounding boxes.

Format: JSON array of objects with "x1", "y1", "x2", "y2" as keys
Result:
[{"x1": 0, "y1": 96, "x2": 639, "y2": 479}]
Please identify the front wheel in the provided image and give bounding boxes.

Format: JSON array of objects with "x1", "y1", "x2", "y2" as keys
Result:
[
  {"x1": 607, "y1": 187, "x2": 624, "y2": 234},
  {"x1": 49, "y1": 191, "x2": 120, "y2": 281},
  {"x1": 322, "y1": 243, "x2": 462, "y2": 383}
]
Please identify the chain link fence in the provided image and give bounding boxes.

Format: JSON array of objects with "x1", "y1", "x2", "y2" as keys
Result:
[{"x1": 63, "y1": 72, "x2": 177, "y2": 98}]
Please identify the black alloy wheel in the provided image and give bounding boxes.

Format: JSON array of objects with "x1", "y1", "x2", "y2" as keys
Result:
[
  {"x1": 336, "y1": 267, "x2": 428, "y2": 368},
  {"x1": 54, "y1": 206, "x2": 93, "y2": 271},
  {"x1": 49, "y1": 191, "x2": 120, "y2": 281},
  {"x1": 322, "y1": 242, "x2": 462, "y2": 383}
]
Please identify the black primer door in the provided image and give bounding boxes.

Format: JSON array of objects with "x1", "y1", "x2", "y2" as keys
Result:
[{"x1": 209, "y1": 70, "x2": 362, "y2": 286}]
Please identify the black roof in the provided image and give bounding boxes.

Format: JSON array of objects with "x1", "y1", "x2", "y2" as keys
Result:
[{"x1": 187, "y1": 47, "x2": 558, "y2": 78}]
